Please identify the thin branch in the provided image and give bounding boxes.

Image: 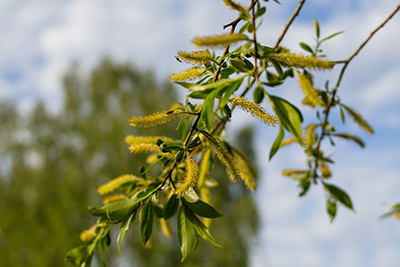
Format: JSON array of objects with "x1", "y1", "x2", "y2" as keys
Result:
[
  {"x1": 274, "y1": 0, "x2": 306, "y2": 48},
  {"x1": 313, "y1": 3, "x2": 400, "y2": 177},
  {"x1": 223, "y1": 0, "x2": 258, "y2": 29}
]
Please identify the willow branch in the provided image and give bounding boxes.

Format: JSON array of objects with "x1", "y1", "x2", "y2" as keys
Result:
[
  {"x1": 274, "y1": 0, "x2": 306, "y2": 48},
  {"x1": 313, "y1": 3, "x2": 400, "y2": 176}
]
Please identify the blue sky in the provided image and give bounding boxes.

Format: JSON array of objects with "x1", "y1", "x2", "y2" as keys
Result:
[{"x1": 1, "y1": 0, "x2": 399, "y2": 266}]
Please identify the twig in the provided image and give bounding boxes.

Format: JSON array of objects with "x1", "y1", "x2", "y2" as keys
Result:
[
  {"x1": 313, "y1": 3, "x2": 400, "y2": 177},
  {"x1": 274, "y1": 0, "x2": 306, "y2": 49}
]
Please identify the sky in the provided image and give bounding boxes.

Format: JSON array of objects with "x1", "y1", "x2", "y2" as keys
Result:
[{"x1": 1, "y1": 0, "x2": 400, "y2": 266}]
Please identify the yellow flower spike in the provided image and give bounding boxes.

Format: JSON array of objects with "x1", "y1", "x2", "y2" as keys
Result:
[
  {"x1": 125, "y1": 135, "x2": 174, "y2": 145},
  {"x1": 320, "y1": 162, "x2": 332, "y2": 179},
  {"x1": 192, "y1": 33, "x2": 248, "y2": 48},
  {"x1": 281, "y1": 169, "x2": 309, "y2": 179},
  {"x1": 295, "y1": 70, "x2": 325, "y2": 108},
  {"x1": 231, "y1": 147, "x2": 258, "y2": 191},
  {"x1": 160, "y1": 218, "x2": 173, "y2": 238},
  {"x1": 169, "y1": 67, "x2": 209, "y2": 82},
  {"x1": 395, "y1": 212, "x2": 400, "y2": 220},
  {"x1": 229, "y1": 96, "x2": 278, "y2": 126},
  {"x1": 102, "y1": 194, "x2": 127, "y2": 204},
  {"x1": 271, "y1": 51, "x2": 335, "y2": 70},
  {"x1": 97, "y1": 174, "x2": 139, "y2": 195},
  {"x1": 341, "y1": 104, "x2": 374, "y2": 135},
  {"x1": 175, "y1": 154, "x2": 200, "y2": 197},
  {"x1": 201, "y1": 131, "x2": 241, "y2": 183},
  {"x1": 128, "y1": 109, "x2": 185, "y2": 128},
  {"x1": 222, "y1": 0, "x2": 246, "y2": 13},
  {"x1": 79, "y1": 223, "x2": 106, "y2": 242},
  {"x1": 305, "y1": 123, "x2": 318, "y2": 156},
  {"x1": 177, "y1": 50, "x2": 213, "y2": 66}
]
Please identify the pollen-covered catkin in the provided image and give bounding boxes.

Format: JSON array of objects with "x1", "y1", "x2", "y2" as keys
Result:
[
  {"x1": 169, "y1": 67, "x2": 208, "y2": 82},
  {"x1": 229, "y1": 96, "x2": 278, "y2": 126},
  {"x1": 175, "y1": 154, "x2": 199, "y2": 197},
  {"x1": 192, "y1": 33, "x2": 248, "y2": 48},
  {"x1": 177, "y1": 50, "x2": 213, "y2": 65},
  {"x1": 98, "y1": 174, "x2": 139, "y2": 195},
  {"x1": 270, "y1": 51, "x2": 335, "y2": 70},
  {"x1": 128, "y1": 109, "x2": 185, "y2": 128}
]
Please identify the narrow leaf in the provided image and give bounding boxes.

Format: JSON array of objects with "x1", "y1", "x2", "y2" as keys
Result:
[
  {"x1": 184, "y1": 198, "x2": 223, "y2": 218},
  {"x1": 184, "y1": 206, "x2": 222, "y2": 247},
  {"x1": 299, "y1": 42, "x2": 314, "y2": 54},
  {"x1": 269, "y1": 126, "x2": 284, "y2": 160},
  {"x1": 267, "y1": 94, "x2": 303, "y2": 143},
  {"x1": 140, "y1": 200, "x2": 154, "y2": 245},
  {"x1": 177, "y1": 206, "x2": 198, "y2": 262},
  {"x1": 117, "y1": 212, "x2": 136, "y2": 257},
  {"x1": 324, "y1": 183, "x2": 354, "y2": 210},
  {"x1": 164, "y1": 194, "x2": 180, "y2": 220}
]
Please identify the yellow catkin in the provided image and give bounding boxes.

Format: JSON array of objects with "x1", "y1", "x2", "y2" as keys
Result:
[
  {"x1": 341, "y1": 104, "x2": 374, "y2": 135},
  {"x1": 281, "y1": 169, "x2": 308, "y2": 177},
  {"x1": 79, "y1": 224, "x2": 98, "y2": 242},
  {"x1": 295, "y1": 70, "x2": 325, "y2": 107},
  {"x1": 125, "y1": 135, "x2": 174, "y2": 145},
  {"x1": 160, "y1": 218, "x2": 173, "y2": 238},
  {"x1": 175, "y1": 154, "x2": 199, "y2": 197},
  {"x1": 202, "y1": 132, "x2": 241, "y2": 183},
  {"x1": 232, "y1": 147, "x2": 258, "y2": 191},
  {"x1": 169, "y1": 67, "x2": 209, "y2": 82},
  {"x1": 305, "y1": 123, "x2": 318, "y2": 156},
  {"x1": 102, "y1": 194, "x2": 127, "y2": 204},
  {"x1": 98, "y1": 174, "x2": 138, "y2": 195},
  {"x1": 197, "y1": 149, "x2": 212, "y2": 189},
  {"x1": 394, "y1": 212, "x2": 400, "y2": 220},
  {"x1": 200, "y1": 187, "x2": 212, "y2": 228},
  {"x1": 128, "y1": 109, "x2": 185, "y2": 128},
  {"x1": 128, "y1": 143, "x2": 160, "y2": 154},
  {"x1": 177, "y1": 50, "x2": 213, "y2": 65},
  {"x1": 229, "y1": 96, "x2": 278, "y2": 126},
  {"x1": 271, "y1": 52, "x2": 335, "y2": 70},
  {"x1": 192, "y1": 33, "x2": 248, "y2": 48},
  {"x1": 223, "y1": 0, "x2": 246, "y2": 12},
  {"x1": 320, "y1": 162, "x2": 332, "y2": 179}
]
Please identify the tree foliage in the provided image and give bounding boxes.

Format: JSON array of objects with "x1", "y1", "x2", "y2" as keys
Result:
[{"x1": 65, "y1": 0, "x2": 400, "y2": 264}]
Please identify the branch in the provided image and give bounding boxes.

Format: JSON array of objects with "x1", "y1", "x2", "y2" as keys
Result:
[
  {"x1": 274, "y1": 0, "x2": 306, "y2": 48},
  {"x1": 313, "y1": 3, "x2": 400, "y2": 177}
]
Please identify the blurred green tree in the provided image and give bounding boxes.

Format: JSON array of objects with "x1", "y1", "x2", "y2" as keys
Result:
[{"x1": 0, "y1": 57, "x2": 258, "y2": 266}]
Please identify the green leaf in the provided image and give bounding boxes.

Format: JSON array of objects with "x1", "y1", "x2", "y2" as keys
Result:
[
  {"x1": 299, "y1": 178, "x2": 311, "y2": 197},
  {"x1": 230, "y1": 59, "x2": 250, "y2": 72},
  {"x1": 180, "y1": 76, "x2": 245, "y2": 94},
  {"x1": 320, "y1": 31, "x2": 344, "y2": 43},
  {"x1": 219, "y1": 76, "x2": 244, "y2": 108},
  {"x1": 299, "y1": 42, "x2": 314, "y2": 54},
  {"x1": 379, "y1": 210, "x2": 396, "y2": 220},
  {"x1": 327, "y1": 198, "x2": 337, "y2": 222},
  {"x1": 116, "y1": 212, "x2": 136, "y2": 257},
  {"x1": 90, "y1": 186, "x2": 158, "y2": 221},
  {"x1": 164, "y1": 194, "x2": 180, "y2": 220},
  {"x1": 324, "y1": 183, "x2": 354, "y2": 210},
  {"x1": 140, "y1": 200, "x2": 154, "y2": 245},
  {"x1": 183, "y1": 206, "x2": 221, "y2": 247},
  {"x1": 253, "y1": 86, "x2": 264, "y2": 104},
  {"x1": 219, "y1": 66, "x2": 236, "y2": 78},
  {"x1": 255, "y1": 6, "x2": 266, "y2": 18},
  {"x1": 267, "y1": 94, "x2": 303, "y2": 143},
  {"x1": 339, "y1": 106, "x2": 346, "y2": 124},
  {"x1": 177, "y1": 116, "x2": 188, "y2": 142},
  {"x1": 314, "y1": 19, "x2": 320, "y2": 39},
  {"x1": 177, "y1": 206, "x2": 198, "y2": 262},
  {"x1": 269, "y1": 126, "x2": 284, "y2": 160},
  {"x1": 187, "y1": 136, "x2": 202, "y2": 149},
  {"x1": 184, "y1": 198, "x2": 223, "y2": 218},
  {"x1": 199, "y1": 87, "x2": 222, "y2": 130},
  {"x1": 98, "y1": 230, "x2": 110, "y2": 266},
  {"x1": 332, "y1": 133, "x2": 365, "y2": 148},
  {"x1": 340, "y1": 104, "x2": 374, "y2": 134},
  {"x1": 66, "y1": 236, "x2": 98, "y2": 266}
]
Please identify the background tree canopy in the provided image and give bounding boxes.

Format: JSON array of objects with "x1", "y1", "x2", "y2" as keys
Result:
[{"x1": 0, "y1": 58, "x2": 258, "y2": 266}]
